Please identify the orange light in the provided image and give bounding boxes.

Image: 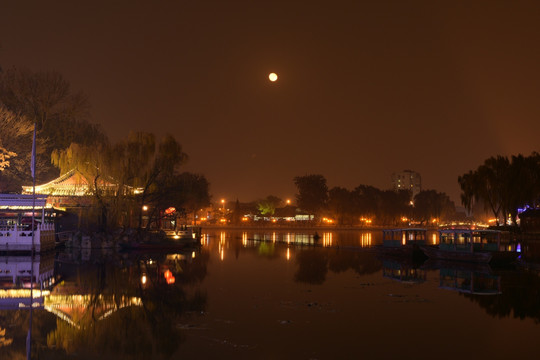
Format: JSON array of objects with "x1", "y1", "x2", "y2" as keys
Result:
[
  {"x1": 242, "y1": 217, "x2": 249, "y2": 221},
  {"x1": 165, "y1": 207, "x2": 176, "y2": 215},
  {"x1": 220, "y1": 218, "x2": 227, "y2": 223},
  {"x1": 164, "y1": 270, "x2": 175, "y2": 284}
]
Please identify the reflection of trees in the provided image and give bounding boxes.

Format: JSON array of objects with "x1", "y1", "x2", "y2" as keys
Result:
[
  {"x1": 461, "y1": 271, "x2": 540, "y2": 323},
  {"x1": 294, "y1": 249, "x2": 328, "y2": 284},
  {"x1": 0, "y1": 309, "x2": 57, "y2": 359},
  {"x1": 42, "y1": 250, "x2": 208, "y2": 359},
  {"x1": 294, "y1": 248, "x2": 381, "y2": 285},
  {"x1": 328, "y1": 249, "x2": 381, "y2": 276},
  {"x1": 257, "y1": 242, "x2": 279, "y2": 258}
]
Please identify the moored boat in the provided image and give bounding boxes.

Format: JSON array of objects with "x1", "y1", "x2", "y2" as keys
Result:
[
  {"x1": 379, "y1": 228, "x2": 428, "y2": 261},
  {"x1": 421, "y1": 229, "x2": 519, "y2": 265}
]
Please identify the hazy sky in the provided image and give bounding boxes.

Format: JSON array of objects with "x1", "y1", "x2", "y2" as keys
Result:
[{"x1": 2, "y1": 1, "x2": 540, "y2": 203}]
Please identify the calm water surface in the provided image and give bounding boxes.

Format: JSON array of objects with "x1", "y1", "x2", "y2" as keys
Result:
[{"x1": 1, "y1": 229, "x2": 539, "y2": 359}]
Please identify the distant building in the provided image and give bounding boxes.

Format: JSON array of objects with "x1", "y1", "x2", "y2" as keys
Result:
[{"x1": 392, "y1": 170, "x2": 421, "y2": 199}]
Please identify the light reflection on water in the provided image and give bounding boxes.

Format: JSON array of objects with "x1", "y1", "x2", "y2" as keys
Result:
[{"x1": 2, "y1": 229, "x2": 540, "y2": 359}]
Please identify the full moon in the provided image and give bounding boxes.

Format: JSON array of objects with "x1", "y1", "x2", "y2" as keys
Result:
[{"x1": 268, "y1": 72, "x2": 278, "y2": 82}]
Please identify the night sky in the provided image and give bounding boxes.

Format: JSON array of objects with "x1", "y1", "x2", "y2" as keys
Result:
[{"x1": 2, "y1": 1, "x2": 540, "y2": 203}]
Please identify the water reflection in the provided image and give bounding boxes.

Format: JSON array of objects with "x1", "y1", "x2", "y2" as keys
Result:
[
  {"x1": 0, "y1": 245, "x2": 208, "y2": 359},
  {"x1": 360, "y1": 232, "x2": 372, "y2": 247},
  {"x1": 381, "y1": 258, "x2": 427, "y2": 284},
  {"x1": 3, "y1": 230, "x2": 540, "y2": 358},
  {"x1": 439, "y1": 267, "x2": 501, "y2": 295}
]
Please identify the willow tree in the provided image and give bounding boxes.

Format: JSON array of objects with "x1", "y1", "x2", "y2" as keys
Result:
[
  {"x1": 458, "y1": 154, "x2": 540, "y2": 225},
  {"x1": 111, "y1": 132, "x2": 188, "y2": 230},
  {"x1": 458, "y1": 156, "x2": 508, "y2": 225},
  {"x1": 52, "y1": 132, "x2": 190, "y2": 231},
  {"x1": 52, "y1": 142, "x2": 114, "y2": 230}
]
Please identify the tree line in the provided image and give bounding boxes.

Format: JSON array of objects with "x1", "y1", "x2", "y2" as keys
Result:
[
  {"x1": 293, "y1": 174, "x2": 456, "y2": 226},
  {"x1": 0, "y1": 67, "x2": 210, "y2": 232}
]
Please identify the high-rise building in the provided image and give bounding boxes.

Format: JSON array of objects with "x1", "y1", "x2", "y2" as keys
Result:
[{"x1": 391, "y1": 170, "x2": 421, "y2": 199}]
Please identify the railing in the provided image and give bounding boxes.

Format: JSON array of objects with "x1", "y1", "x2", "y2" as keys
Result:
[{"x1": 0, "y1": 224, "x2": 55, "y2": 252}]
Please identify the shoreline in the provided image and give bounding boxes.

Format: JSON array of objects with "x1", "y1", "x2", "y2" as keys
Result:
[{"x1": 198, "y1": 224, "x2": 439, "y2": 231}]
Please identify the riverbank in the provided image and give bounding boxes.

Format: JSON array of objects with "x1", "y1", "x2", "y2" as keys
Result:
[{"x1": 198, "y1": 224, "x2": 439, "y2": 231}]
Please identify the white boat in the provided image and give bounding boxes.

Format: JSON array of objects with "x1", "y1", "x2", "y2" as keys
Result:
[{"x1": 0, "y1": 194, "x2": 55, "y2": 253}]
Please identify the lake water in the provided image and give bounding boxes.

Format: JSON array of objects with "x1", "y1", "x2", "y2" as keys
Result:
[{"x1": 1, "y1": 229, "x2": 540, "y2": 359}]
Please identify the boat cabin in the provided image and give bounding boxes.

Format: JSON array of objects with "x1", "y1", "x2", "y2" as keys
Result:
[
  {"x1": 382, "y1": 228, "x2": 427, "y2": 247},
  {"x1": 438, "y1": 229, "x2": 504, "y2": 253}
]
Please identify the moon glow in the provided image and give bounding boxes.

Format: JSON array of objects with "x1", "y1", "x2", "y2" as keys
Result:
[{"x1": 268, "y1": 72, "x2": 278, "y2": 82}]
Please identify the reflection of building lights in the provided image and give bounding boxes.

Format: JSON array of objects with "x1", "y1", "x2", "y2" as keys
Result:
[
  {"x1": 432, "y1": 233, "x2": 437, "y2": 245},
  {"x1": 286, "y1": 248, "x2": 290, "y2": 261},
  {"x1": 192, "y1": 251, "x2": 196, "y2": 258},
  {"x1": 323, "y1": 232, "x2": 332, "y2": 247},
  {"x1": 220, "y1": 250, "x2": 224, "y2": 261},
  {"x1": 360, "y1": 233, "x2": 372, "y2": 247},
  {"x1": 242, "y1": 232, "x2": 248, "y2": 246},
  {"x1": 141, "y1": 275, "x2": 147, "y2": 285},
  {"x1": 164, "y1": 270, "x2": 175, "y2": 284}
]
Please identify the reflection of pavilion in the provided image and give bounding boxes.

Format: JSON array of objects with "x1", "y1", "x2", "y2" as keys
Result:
[
  {"x1": 0, "y1": 253, "x2": 141, "y2": 326},
  {"x1": 44, "y1": 292, "x2": 142, "y2": 328}
]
